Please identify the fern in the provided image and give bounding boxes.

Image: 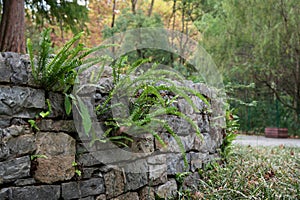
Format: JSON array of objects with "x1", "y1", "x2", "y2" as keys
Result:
[
  {"x1": 27, "y1": 28, "x2": 111, "y2": 92},
  {"x1": 93, "y1": 58, "x2": 209, "y2": 162}
]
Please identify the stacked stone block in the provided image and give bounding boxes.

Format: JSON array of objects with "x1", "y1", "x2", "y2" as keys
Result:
[{"x1": 0, "y1": 52, "x2": 225, "y2": 199}]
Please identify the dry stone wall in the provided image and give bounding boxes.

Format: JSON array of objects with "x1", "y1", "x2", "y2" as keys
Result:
[{"x1": 0, "y1": 52, "x2": 225, "y2": 200}]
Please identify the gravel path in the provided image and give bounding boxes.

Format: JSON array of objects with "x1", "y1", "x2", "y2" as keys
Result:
[{"x1": 233, "y1": 135, "x2": 300, "y2": 147}]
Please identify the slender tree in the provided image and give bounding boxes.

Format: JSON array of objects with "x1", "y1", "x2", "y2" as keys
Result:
[
  {"x1": 0, "y1": 0, "x2": 89, "y2": 53},
  {"x1": 148, "y1": 0, "x2": 155, "y2": 17}
]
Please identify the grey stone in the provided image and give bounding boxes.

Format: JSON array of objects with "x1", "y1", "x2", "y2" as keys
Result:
[
  {"x1": 10, "y1": 185, "x2": 60, "y2": 200},
  {"x1": 62, "y1": 178, "x2": 105, "y2": 199},
  {"x1": 111, "y1": 192, "x2": 139, "y2": 200},
  {"x1": 61, "y1": 182, "x2": 78, "y2": 199},
  {"x1": 0, "y1": 86, "x2": 45, "y2": 118},
  {"x1": 96, "y1": 194, "x2": 107, "y2": 200},
  {"x1": 104, "y1": 168, "x2": 125, "y2": 198},
  {"x1": 0, "y1": 156, "x2": 30, "y2": 183},
  {"x1": 0, "y1": 117, "x2": 10, "y2": 128},
  {"x1": 147, "y1": 154, "x2": 166, "y2": 165},
  {"x1": 182, "y1": 172, "x2": 200, "y2": 192},
  {"x1": 147, "y1": 154, "x2": 167, "y2": 185},
  {"x1": 7, "y1": 134, "x2": 36, "y2": 157},
  {"x1": 149, "y1": 163, "x2": 167, "y2": 185},
  {"x1": 98, "y1": 77, "x2": 114, "y2": 94},
  {"x1": 11, "y1": 54, "x2": 30, "y2": 84},
  {"x1": 0, "y1": 188, "x2": 10, "y2": 199},
  {"x1": 0, "y1": 53, "x2": 11, "y2": 83},
  {"x1": 155, "y1": 132, "x2": 195, "y2": 153},
  {"x1": 82, "y1": 168, "x2": 103, "y2": 179},
  {"x1": 177, "y1": 98, "x2": 194, "y2": 115},
  {"x1": 138, "y1": 186, "x2": 155, "y2": 200},
  {"x1": 123, "y1": 159, "x2": 148, "y2": 191},
  {"x1": 131, "y1": 134, "x2": 154, "y2": 154},
  {"x1": 78, "y1": 148, "x2": 138, "y2": 167},
  {"x1": 166, "y1": 153, "x2": 189, "y2": 175},
  {"x1": 189, "y1": 152, "x2": 209, "y2": 172},
  {"x1": 48, "y1": 92, "x2": 65, "y2": 118},
  {"x1": 0, "y1": 125, "x2": 31, "y2": 141},
  {"x1": 155, "y1": 179, "x2": 177, "y2": 199},
  {"x1": 0, "y1": 143, "x2": 9, "y2": 161},
  {"x1": 34, "y1": 132, "x2": 75, "y2": 183},
  {"x1": 37, "y1": 119, "x2": 76, "y2": 133},
  {"x1": 14, "y1": 178, "x2": 36, "y2": 186},
  {"x1": 80, "y1": 196, "x2": 95, "y2": 200},
  {"x1": 193, "y1": 132, "x2": 216, "y2": 153}
]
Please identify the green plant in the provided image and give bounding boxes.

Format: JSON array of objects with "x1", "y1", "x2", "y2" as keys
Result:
[
  {"x1": 195, "y1": 145, "x2": 300, "y2": 199},
  {"x1": 30, "y1": 154, "x2": 48, "y2": 160},
  {"x1": 220, "y1": 105, "x2": 239, "y2": 162},
  {"x1": 72, "y1": 161, "x2": 82, "y2": 177},
  {"x1": 27, "y1": 29, "x2": 91, "y2": 92},
  {"x1": 91, "y1": 57, "x2": 209, "y2": 168},
  {"x1": 27, "y1": 28, "x2": 112, "y2": 117},
  {"x1": 28, "y1": 99, "x2": 52, "y2": 131}
]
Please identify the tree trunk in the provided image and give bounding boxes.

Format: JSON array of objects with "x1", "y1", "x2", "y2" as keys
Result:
[
  {"x1": 111, "y1": 0, "x2": 116, "y2": 28},
  {"x1": 131, "y1": 0, "x2": 137, "y2": 14},
  {"x1": 148, "y1": 0, "x2": 155, "y2": 17},
  {"x1": 0, "y1": 0, "x2": 26, "y2": 53}
]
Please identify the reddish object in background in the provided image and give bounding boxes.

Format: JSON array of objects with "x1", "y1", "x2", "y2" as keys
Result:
[{"x1": 265, "y1": 127, "x2": 288, "y2": 138}]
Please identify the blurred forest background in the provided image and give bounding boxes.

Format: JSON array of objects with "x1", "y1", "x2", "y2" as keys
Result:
[{"x1": 0, "y1": 0, "x2": 299, "y2": 135}]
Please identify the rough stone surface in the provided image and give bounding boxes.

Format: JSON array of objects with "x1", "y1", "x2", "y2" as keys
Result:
[
  {"x1": 14, "y1": 178, "x2": 36, "y2": 186},
  {"x1": 131, "y1": 134, "x2": 154, "y2": 154},
  {"x1": 62, "y1": 178, "x2": 105, "y2": 199},
  {"x1": 48, "y1": 92, "x2": 65, "y2": 118},
  {"x1": 0, "y1": 156, "x2": 30, "y2": 183},
  {"x1": 148, "y1": 154, "x2": 167, "y2": 185},
  {"x1": 111, "y1": 192, "x2": 139, "y2": 200},
  {"x1": 10, "y1": 185, "x2": 60, "y2": 200},
  {"x1": 96, "y1": 194, "x2": 107, "y2": 200},
  {"x1": 0, "y1": 52, "x2": 11, "y2": 83},
  {"x1": 0, "y1": 54, "x2": 225, "y2": 200},
  {"x1": 149, "y1": 163, "x2": 167, "y2": 185},
  {"x1": 182, "y1": 172, "x2": 201, "y2": 192},
  {"x1": 138, "y1": 186, "x2": 155, "y2": 200},
  {"x1": 189, "y1": 152, "x2": 209, "y2": 172},
  {"x1": 155, "y1": 179, "x2": 177, "y2": 199},
  {"x1": 37, "y1": 119, "x2": 76, "y2": 133},
  {"x1": 0, "y1": 52, "x2": 32, "y2": 85},
  {"x1": 104, "y1": 168, "x2": 125, "y2": 198},
  {"x1": 7, "y1": 134, "x2": 36, "y2": 157},
  {"x1": 0, "y1": 117, "x2": 11, "y2": 128},
  {"x1": 166, "y1": 153, "x2": 189, "y2": 175},
  {"x1": 34, "y1": 132, "x2": 75, "y2": 183},
  {"x1": 0, "y1": 188, "x2": 10, "y2": 199},
  {"x1": 0, "y1": 86, "x2": 45, "y2": 118},
  {"x1": 123, "y1": 160, "x2": 148, "y2": 191}
]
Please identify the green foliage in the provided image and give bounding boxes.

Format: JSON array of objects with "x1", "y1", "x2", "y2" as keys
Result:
[
  {"x1": 196, "y1": 145, "x2": 300, "y2": 199},
  {"x1": 27, "y1": 28, "x2": 108, "y2": 92},
  {"x1": 28, "y1": 28, "x2": 85, "y2": 92},
  {"x1": 28, "y1": 98, "x2": 52, "y2": 131},
  {"x1": 72, "y1": 161, "x2": 82, "y2": 177},
  {"x1": 102, "y1": 9, "x2": 174, "y2": 66},
  {"x1": 25, "y1": 0, "x2": 88, "y2": 34},
  {"x1": 195, "y1": 0, "x2": 300, "y2": 135},
  {"x1": 93, "y1": 56, "x2": 207, "y2": 166},
  {"x1": 28, "y1": 119, "x2": 39, "y2": 131},
  {"x1": 30, "y1": 154, "x2": 48, "y2": 160},
  {"x1": 220, "y1": 106, "x2": 238, "y2": 161}
]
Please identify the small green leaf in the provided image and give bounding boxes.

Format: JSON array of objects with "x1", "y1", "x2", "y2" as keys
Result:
[
  {"x1": 64, "y1": 95, "x2": 72, "y2": 115},
  {"x1": 77, "y1": 97, "x2": 92, "y2": 135},
  {"x1": 39, "y1": 111, "x2": 50, "y2": 118},
  {"x1": 75, "y1": 169, "x2": 82, "y2": 176}
]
